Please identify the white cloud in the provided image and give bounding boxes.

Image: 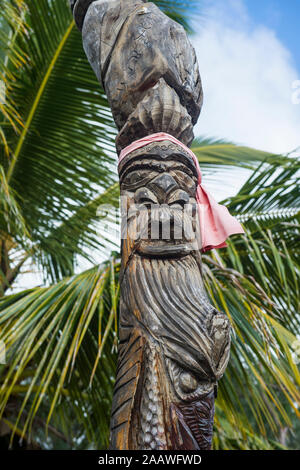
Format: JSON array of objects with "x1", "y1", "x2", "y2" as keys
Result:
[{"x1": 191, "y1": 0, "x2": 300, "y2": 154}]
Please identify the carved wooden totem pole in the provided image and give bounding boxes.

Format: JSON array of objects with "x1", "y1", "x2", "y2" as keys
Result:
[{"x1": 70, "y1": 0, "x2": 244, "y2": 450}]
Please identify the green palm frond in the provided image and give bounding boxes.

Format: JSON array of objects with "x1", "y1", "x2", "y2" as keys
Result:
[
  {"x1": 36, "y1": 182, "x2": 120, "y2": 282},
  {"x1": 191, "y1": 138, "x2": 294, "y2": 203},
  {"x1": 0, "y1": 165, "x2": 29, "y2": 244},
  {"x1": 0, "y1": 238, "x2": 299, "y2": 449},
  {"x1": 0, "y1": 260, "x2": 119, "y2": 448},
  {"x1": 226, "y1": 157, "x2": 300, "y2": 216},
  {"x1": 203, "y1": 231, "x2": 300, "y2": 447},
  {"x1": 192, "y1": 137, "x2": 275, "y2": 170},
  {"x1": 237, "y1": 207, "x2": 300, "y2": 224}
]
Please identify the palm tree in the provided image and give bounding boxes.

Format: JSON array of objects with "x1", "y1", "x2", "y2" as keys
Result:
[{"x1": 0, "y1": 0, "x2": 299, "y2": 450}]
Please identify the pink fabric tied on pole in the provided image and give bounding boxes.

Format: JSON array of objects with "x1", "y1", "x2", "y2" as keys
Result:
[{"x1": 119, "y1": 132, "x2": 245, "y2": 252}]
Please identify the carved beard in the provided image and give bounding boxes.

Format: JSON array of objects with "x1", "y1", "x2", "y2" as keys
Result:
[{"x1": 110, "y1": 252, "x2": 231, "y2": 450}]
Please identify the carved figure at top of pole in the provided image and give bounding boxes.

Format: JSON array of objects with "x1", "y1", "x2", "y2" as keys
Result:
[{"x1": 70, "y1": 0, "x2": 203, "y2": 151}]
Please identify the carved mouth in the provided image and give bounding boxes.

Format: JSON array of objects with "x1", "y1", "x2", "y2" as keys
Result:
[{"x1": 136, "y1": 240, "x2": 194, "y2": 257}]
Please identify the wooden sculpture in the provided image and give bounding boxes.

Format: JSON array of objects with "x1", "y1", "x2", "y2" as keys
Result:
[{"x1": 70, "y1": 0, "x2": 242, "y2": 450}]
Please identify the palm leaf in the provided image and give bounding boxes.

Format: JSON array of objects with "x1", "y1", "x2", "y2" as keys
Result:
[
  {"x1": 0, "y1": 260, "x2": 119, "y2": 448},
  {"x1": 192, "y1": 137, "x2": 275, "y2": 170}
]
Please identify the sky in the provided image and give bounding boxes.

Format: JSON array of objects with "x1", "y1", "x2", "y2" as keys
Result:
[
  {"x1": 191, "y1": 0, "x2": 300, "y2": 154},
  {"x1": 246, "y1": 0, "x2": 300, "y2": 68}
]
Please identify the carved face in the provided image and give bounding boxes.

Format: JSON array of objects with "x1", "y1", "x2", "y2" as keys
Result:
[{"x1": 119, "y1": 142, "x2": 201, "y2": 261}]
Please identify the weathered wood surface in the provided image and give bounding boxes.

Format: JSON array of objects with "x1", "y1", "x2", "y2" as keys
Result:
[{"x1": 70, "y1": 0, "x2": 231, "y2": 450}]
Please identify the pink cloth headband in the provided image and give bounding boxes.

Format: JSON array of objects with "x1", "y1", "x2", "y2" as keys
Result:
[{"x1": 119, "y1": 132, "x2": 244, "y2": 252}]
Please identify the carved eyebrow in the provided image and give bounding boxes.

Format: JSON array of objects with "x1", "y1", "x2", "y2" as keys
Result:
[
  {"x1": 170, "y1": 164, "x2": 196, "y2": 178},
  {"x1": 119, "y1": 163, "x2": 162, "y2": 183},
  {"x1": 123, "y1": 160, "x2": 196, "y2": 175}
]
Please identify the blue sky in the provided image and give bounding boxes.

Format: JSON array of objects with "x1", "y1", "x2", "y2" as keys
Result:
[
  {"x1": 190, "y1": 0, "x2": 300, "y2": 158},
  {"x1": 245, "y1": 0, "x2": 300, "y2": 71}
]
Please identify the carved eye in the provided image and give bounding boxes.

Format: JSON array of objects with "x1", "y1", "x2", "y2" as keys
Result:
[
  {"x1": 122, "y1": 170, "x2": 155, "y2": 188},
  {"x1": 165, "y1": 357, "x2": 215, "y2": 400},
  {"x1": 179, "y1": 372, "x2": 198, "y2": 393},
  {"x1": 170, "y1": 171, "x2": 197, "y2": 195}
]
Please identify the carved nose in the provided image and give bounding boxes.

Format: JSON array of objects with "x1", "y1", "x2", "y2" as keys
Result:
[{"x1": 150, "y1": 173, "x2": 178, "y2": 202}]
